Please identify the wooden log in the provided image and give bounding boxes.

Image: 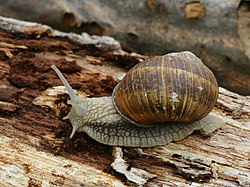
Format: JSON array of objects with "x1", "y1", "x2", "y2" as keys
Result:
[
  {"x1": 0, "y1": 17, "x2": 249, "y2": 186},
  {"x1": 0, "y1": 0, "x2": 250, "y2": 95}
]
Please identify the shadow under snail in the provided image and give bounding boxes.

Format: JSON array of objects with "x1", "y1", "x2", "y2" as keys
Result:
[{"x1": 51, "y1": 51, "x2": 224, "y2": 147}]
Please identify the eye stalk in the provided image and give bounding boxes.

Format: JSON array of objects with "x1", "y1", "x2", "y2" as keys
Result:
[{"x1": 51, "y1": 65, "x2": 86, "y2": 117}]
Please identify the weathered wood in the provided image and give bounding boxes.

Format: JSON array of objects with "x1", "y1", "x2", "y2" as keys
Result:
[
  {"x1": 0, "y1": 1, "x2": 250, "y2": 95},
  {"x1": 0, "y1": 17, "x2": 249, "y2": 186}
]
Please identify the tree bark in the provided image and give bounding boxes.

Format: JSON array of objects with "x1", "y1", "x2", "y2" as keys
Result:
[{"x1": 0, "y1": 17, "x2": 249, "y2": 186}]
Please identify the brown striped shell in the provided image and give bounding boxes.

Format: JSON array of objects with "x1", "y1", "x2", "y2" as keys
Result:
[{"x1": 113, "y1": 51, "x2": 219, "y2": 127}]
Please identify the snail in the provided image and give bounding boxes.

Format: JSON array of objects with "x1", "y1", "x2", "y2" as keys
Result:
[{"x1": 51, "y1": 51, "x2": 224, "y2": 147}]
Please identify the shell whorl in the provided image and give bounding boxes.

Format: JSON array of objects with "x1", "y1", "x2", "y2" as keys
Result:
[{"x1": 113, "y1": 51, "x2": 219, "y2": 126}]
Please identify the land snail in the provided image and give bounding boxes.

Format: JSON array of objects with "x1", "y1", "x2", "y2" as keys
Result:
[{"x1": 51, "y1": 51, "x2": 224, "y2": 147}]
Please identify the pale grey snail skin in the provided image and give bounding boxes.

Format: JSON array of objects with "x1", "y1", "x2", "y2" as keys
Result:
[{"x1": 51, "y1": 56, "x2": 224, "y2": 148}]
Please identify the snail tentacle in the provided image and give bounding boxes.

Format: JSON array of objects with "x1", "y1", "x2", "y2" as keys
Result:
[{"x1": 51, "y1": 65, "x2": 86, "y2": 117}]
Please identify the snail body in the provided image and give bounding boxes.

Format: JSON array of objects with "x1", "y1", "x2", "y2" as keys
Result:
[{"x1": 52, "y1": 51, "x2": 224, "y2": 147}]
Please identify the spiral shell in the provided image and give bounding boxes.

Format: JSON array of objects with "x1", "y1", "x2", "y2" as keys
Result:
[{"x1": 113, "y1": 51, "x2": 219, "y2": 126}]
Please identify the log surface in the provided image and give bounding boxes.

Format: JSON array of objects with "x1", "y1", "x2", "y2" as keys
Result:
[
  {"x1": 0, "y1": 17, "x2": 249, "y2": 187},
  {"x1": 0, "y1": 0, "x2": 250, "y2": 95}
]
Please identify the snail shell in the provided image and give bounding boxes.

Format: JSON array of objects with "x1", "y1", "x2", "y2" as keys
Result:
[{"x1": 113, "y1": 51, "x2": 218, "y2": 126}]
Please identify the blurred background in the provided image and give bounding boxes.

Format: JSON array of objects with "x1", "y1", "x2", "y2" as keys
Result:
[{"x1": 0, "y1": 0, "x2": 249, "y2": 95}]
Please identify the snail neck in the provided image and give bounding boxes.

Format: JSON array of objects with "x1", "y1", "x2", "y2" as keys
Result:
[
  {"x1": 66, "y1": 95, "x2": 86, "y2": 117},
  {"x1": 51, "y1": 65, "x2": 129, "y2": 138},
  {"x1": 64, "y1": 96, "x2": 129, "y2": 138}
]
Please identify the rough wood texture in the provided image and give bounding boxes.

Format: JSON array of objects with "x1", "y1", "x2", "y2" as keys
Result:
[
  {"x1": 0, "y1": 0, "x2": 250, "y2": 95},
  {"x1": 0, "y1": 17, "x2": 249, "y2": 186}
]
